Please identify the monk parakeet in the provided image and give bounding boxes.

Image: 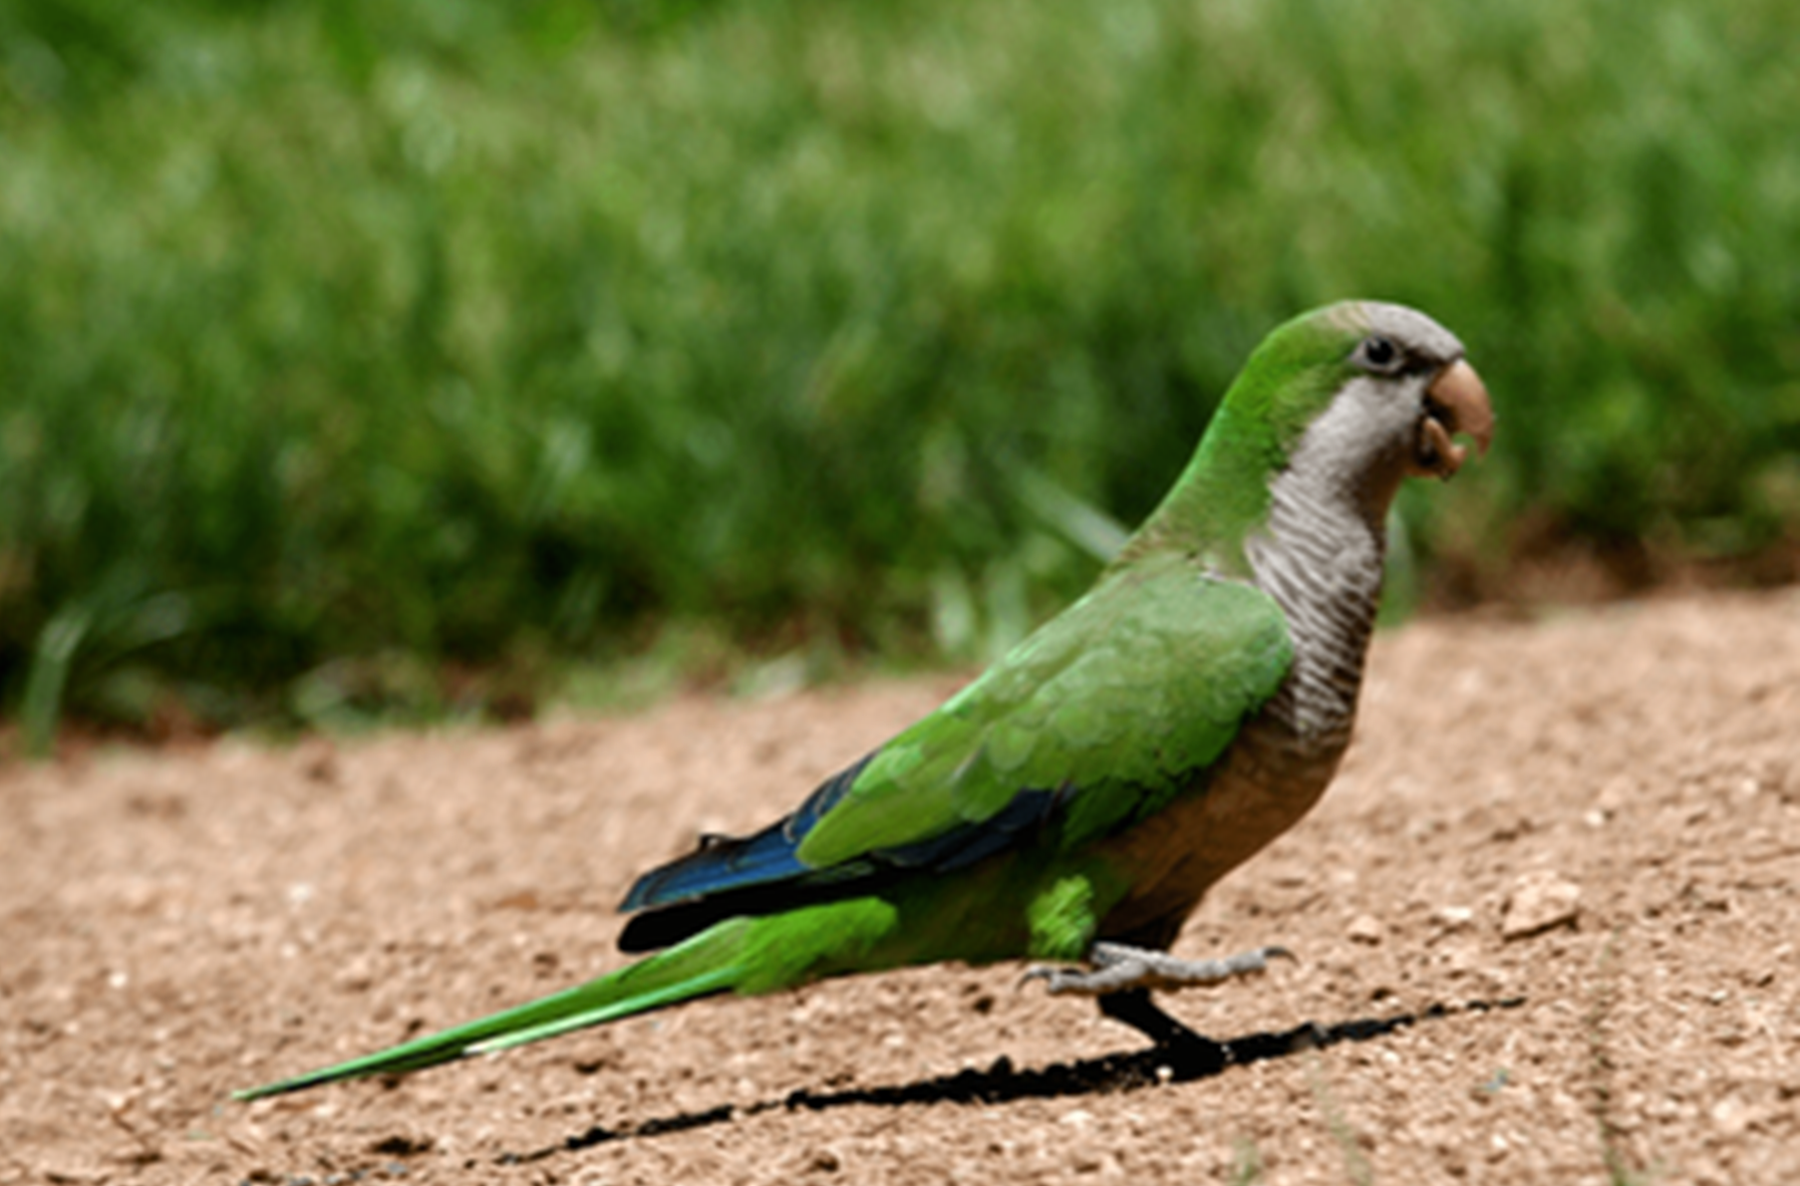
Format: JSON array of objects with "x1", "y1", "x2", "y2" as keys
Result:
[{"x1": 238, "y1": 300, "x2": 1492, "y2": 1099}]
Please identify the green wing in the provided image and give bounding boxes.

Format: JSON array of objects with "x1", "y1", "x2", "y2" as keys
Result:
[
  {"x1": 618, "y1": 551, "x2": 1292, "y2": 951},
  {"x1": 797, "y1": 552, "x2": 1293, "y2": 866}
]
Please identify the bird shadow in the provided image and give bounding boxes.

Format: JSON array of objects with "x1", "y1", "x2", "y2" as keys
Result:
[{"x1": 500, "y1": 996, "x2": 1524, "y2": 1165}]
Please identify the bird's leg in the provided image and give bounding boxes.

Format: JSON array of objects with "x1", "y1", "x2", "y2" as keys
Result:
[
  {"x1": 1097, "y1": 987, "x2": 1211, "y2": 1049},
  {"x1": 1022, "y1": 941, "x2": 1293, "y2": 995}
]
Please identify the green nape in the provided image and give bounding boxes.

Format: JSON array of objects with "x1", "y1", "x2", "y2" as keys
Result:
[{"x1": 1113, "y1": 303, "x2": 1366, "y2": 573}]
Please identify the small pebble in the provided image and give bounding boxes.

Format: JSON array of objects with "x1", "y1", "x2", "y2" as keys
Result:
[
  {"x1": 1501, "y1": 871, "x2": 1581, "y2": 939},
  {"x1": 1432, "y1": 905, "x2": 1475, "y2": 932}
]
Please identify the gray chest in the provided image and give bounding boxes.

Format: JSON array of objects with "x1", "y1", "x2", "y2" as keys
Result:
[{"x1": 1243, "y1": 473, "x2": 1386, "y2": 757}]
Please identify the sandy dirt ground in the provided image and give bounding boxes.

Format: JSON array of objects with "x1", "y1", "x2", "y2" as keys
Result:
[{"x1": 4, "y1": 590, "x2": 1799, "y2": 1185}]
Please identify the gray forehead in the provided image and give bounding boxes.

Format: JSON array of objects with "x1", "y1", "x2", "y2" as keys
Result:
[{"x1": 1336, "y1": 301, "x2": 1465, "y2": 362}]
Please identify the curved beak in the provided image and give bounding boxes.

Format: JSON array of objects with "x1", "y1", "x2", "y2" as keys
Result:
[{"x1": 1412, "y1": 358, "x2": 1495, "y2": 479}]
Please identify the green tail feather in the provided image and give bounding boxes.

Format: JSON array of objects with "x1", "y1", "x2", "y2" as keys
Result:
[{"x1": 234, "y1": 919, "x2": 752, "y2": 1100}]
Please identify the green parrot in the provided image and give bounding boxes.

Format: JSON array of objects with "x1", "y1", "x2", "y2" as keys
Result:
[{"x1": 238, "y1": 301, "x2": 1492, "y2": 1099}]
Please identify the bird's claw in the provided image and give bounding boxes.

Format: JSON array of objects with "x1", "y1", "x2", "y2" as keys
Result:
[
  {"x1": 1023, "y1": 943, "x2": 1295, "y2": 997},
  {"x1": 1019, "y1": 964, "x2": 1069, "y2": 993}
]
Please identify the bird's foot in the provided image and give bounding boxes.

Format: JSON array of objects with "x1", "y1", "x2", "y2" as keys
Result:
[{"x1": 1022, "y1": 942, "x2": 1293, "y2": 996}]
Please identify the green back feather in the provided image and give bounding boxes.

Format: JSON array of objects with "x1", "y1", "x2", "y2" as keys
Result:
[{"x1": 796, "y1": 552, "x2": 1291, "y2": 867}]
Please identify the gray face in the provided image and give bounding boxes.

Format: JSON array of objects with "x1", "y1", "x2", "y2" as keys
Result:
[{"x1": 1297, "y1": 303, "x2": 1475, "y2": 520}]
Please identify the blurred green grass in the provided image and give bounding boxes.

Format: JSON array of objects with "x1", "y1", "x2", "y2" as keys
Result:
[{"x1": 2, "y1": 0, "x2": 1797, "y2": 742}]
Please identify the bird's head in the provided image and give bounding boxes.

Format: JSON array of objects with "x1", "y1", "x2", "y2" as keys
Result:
[
  {"x1": 1247, "y1": 300, "x2": 1492, "y2": 475},
  {"x1": 1217, "y1": 300, "x2": 1494, "y2": 527},
  {"x1": 1118, "y1": 301, "x2": 1493, "y2": 569}
]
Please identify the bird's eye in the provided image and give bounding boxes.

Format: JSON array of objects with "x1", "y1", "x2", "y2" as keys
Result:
[{"x1": 1360, "y1": 335, "x2": 1399, "y2": 371}]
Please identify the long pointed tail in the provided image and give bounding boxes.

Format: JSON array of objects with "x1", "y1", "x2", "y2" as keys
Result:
[{"x1": 235, "y1": 918, "x2": 752, "y2": 1100}]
